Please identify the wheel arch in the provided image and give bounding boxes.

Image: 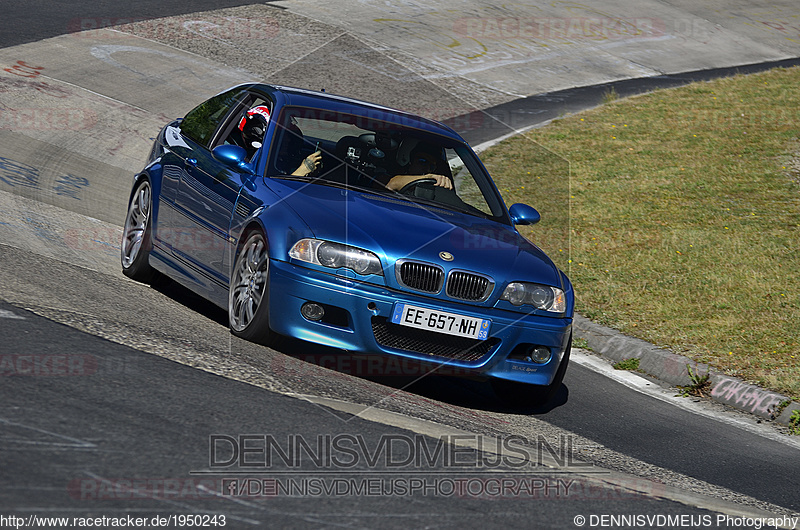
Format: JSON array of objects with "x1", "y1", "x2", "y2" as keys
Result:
[
  {"x1": 127, "y1": 172, "x2": 151, "y2": 202},
  {"x1": 228, "y1": 196, "x2": 314, "y2": 279},
  {"x1": 227, "y1": 223, "x2": 273, "y2": 343},
  {"x1": 120, "y1": 174, "x2": 157, "y2": 282},
  {"x1": 128, "y1": 170, "x2": 168, "y2": 239},
  {"x1": 231, "y1": 219, "x2": 270, "y2": 270}
]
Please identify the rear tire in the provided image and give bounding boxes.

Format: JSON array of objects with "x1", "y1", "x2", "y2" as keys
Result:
[
  {"x1": 228, "y1": 231, "x2": 273, "y2": 344},
  {"x1": 121, "y1": 179, "x2": 155, "y2": 283}
]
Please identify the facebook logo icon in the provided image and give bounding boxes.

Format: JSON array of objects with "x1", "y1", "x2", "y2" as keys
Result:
[{"x1": 221, "y1": 479, "x2": 238, "y2": 496}]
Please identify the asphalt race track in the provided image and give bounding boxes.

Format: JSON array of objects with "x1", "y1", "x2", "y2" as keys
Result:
[{"x1": 1, "y1": 1, "x2": 799, "y2": 528}]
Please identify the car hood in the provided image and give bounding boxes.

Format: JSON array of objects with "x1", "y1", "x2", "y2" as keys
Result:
[{"x1": 265, "y1": 179, "x2": 563, "y2": 288}]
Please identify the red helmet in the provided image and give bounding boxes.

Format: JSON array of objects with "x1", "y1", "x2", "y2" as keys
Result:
[
  {"x1": 239, "y1": 105, "x2": 271, "y2": 148},
  {"x1": 238, "y1": 105, "x2": 271, "y2": 131}
]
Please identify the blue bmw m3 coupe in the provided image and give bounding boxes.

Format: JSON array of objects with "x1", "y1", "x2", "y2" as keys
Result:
[{"x1": 121, "y1": 84, "x2": 574, "y2": 404}]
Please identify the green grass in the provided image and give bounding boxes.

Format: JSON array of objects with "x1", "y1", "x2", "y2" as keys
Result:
[
  {"x1": 790, "y1": 410, "x2": 800, "y2": 435},
  {"x1": 481, "y1": 67, "x2": 800, "y2": 401},
  {"x1": 613, "y1": 358, "x2": 640, "y2": 371}
]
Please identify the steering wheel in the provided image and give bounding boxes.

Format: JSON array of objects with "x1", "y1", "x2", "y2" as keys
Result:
[{"x1": 399, "y1": 177, "x2": 437, "y2": 195}]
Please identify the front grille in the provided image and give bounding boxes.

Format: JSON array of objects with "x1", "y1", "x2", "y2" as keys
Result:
[
  {"x1": 446, "y1": 271, "x2": 493, "y2": 301},
  {"x1": 372, "y1": 317, "x2": 497, "y2": 362},
  {"x1": 397, "y1": 261, "x2": 444, "y2": 293}
]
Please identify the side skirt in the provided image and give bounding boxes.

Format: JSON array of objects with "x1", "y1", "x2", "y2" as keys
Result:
[{"x1": 149, "y1": 246, "x2": 229, "y2": 310}]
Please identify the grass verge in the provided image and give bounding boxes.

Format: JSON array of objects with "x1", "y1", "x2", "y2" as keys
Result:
[{"x1": 481, "y1": 66, "x2": 800, "y2": 401}]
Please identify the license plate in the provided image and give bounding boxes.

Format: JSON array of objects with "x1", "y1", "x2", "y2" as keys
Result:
[{"x1": 391, "y1": 303, "x2": 491, "y2": 340}]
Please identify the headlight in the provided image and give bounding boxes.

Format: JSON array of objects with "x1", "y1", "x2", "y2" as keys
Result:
[
  {"x1": 500, "y1": 282, "x2": 566, "y2": 313},
  {"x1": 289, "y1": 239, "x2": 383, "y2": 276}
]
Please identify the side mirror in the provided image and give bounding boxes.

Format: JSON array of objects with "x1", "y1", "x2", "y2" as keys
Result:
[
  {"x1": 508, "y1": 203, "x2": 541, "y2": 226},
  {"x1": 212, "y1": 145, "x2": 253, "y2": 173}
]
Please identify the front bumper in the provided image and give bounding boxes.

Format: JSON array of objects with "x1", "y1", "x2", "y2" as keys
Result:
[{"x1": 267, "y1": 259, "x2": 572, "y2": 386}]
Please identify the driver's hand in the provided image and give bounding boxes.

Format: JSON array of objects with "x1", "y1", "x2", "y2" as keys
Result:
[
  {"x1": 385, "y1": 173, "x2": 453, "y2": 191},
  {"x1": 291, "y1": 150, "x2": 322, "y2": 177},
  {"x1": 302, "y1": 150, "x2": 322, "y2": 174},
  {"x1": 423, "y1": 173, "x2": 453, "y2": 189}
]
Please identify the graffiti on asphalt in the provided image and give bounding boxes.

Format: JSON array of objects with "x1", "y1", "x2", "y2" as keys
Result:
[{"x1": 0, "y1": 156, "x2": 90, "y2": 200}]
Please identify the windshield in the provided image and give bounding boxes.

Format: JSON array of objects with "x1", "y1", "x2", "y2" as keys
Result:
[{"x1": 266, "y1": 106, "x2": 506, "y2": 220}]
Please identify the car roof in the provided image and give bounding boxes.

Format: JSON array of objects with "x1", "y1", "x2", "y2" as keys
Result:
[{"x1": 243, "y1": 83, "x2": 464, "y2": 141}]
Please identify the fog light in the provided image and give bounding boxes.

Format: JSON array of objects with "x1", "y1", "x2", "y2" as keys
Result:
[
  {"x1": 301, "y1": 302, "x2": 325, "y2": 321},
  {"x1": 525, "y1": 346, "x2": 552, "y2": 364}
]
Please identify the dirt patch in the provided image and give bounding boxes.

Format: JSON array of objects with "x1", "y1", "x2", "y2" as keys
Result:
[{"x1": 787, "y1": 140, "x2": 800, "y2": 186}]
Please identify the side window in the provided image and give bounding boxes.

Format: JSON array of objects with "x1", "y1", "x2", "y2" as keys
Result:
[
  {"x1": 180, "y1": 87, "x2": 247, "y2": 147},
  {"x1": 216, "y1": 96, "x2": 271, "y2": 155},
  {"x1": 447, "y1": 147, "x2": 504, "y2": 218}
]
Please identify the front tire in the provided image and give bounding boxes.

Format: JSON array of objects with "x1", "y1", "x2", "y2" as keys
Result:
[
  {"x1": 121, "y1": 179, "x2": 155, "y2": 282},
  {"x1": 229, "y1": 231, "x2": 273, "y2": 344}
]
